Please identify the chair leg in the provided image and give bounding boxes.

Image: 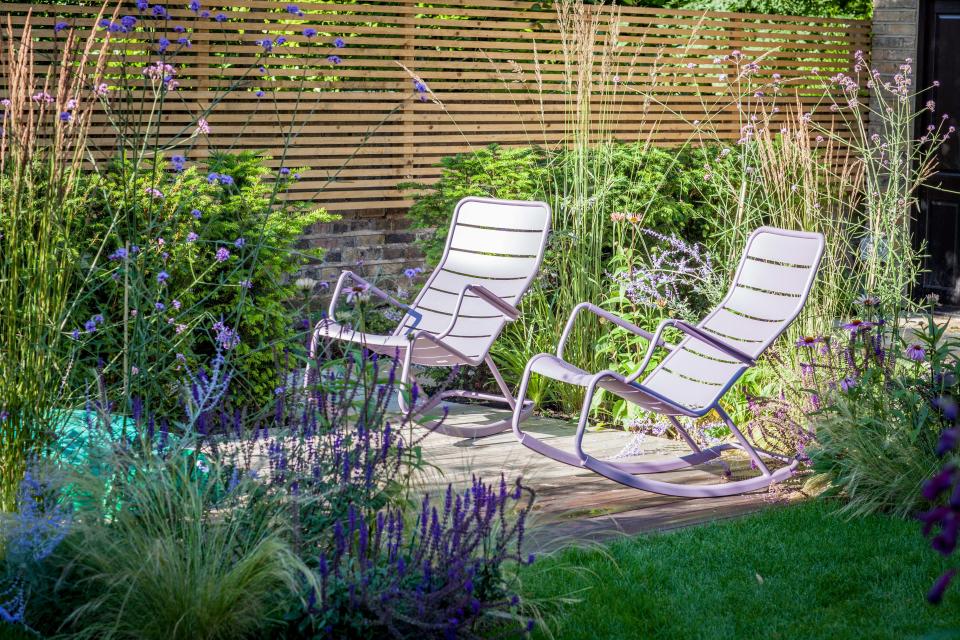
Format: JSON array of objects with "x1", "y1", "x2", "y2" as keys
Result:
[
  {"x1": 512, "y1": 363, "x2": 795, "y2": 497},
  {"x1": 406, "y1": 355, "x2": 533, "y2": 438}
]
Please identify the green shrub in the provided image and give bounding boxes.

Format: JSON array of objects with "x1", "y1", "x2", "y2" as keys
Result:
[
  {"x1": 807, "y1": 304, "x2": 959, "y2": 518},
  {"x1": 71, "y1": 151, "x2": 334, "y2": 412},
  {"x1": 402, "y1": 142, "x2": 710, "y2": 417}
]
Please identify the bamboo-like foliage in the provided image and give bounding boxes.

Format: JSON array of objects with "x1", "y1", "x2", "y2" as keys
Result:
[{"x1": 0, "y1": 10, "x2": 111, "y2": 510}]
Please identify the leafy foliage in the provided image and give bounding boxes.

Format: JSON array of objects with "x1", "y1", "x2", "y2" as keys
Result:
[
  {"x1": 71, "y1": 151, "x2": 333, "y2": 411},
  {"x1": 807, "y1": 303, "x2": 960, "y2": 518}
]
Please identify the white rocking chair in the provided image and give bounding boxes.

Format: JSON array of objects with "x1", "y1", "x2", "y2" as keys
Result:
[
  {"x1": 308, "y1": 197, "x2": 552, "y2": 438},
  {"x1": 511, "y1": 226, "x2": 825, "y2": 497}
]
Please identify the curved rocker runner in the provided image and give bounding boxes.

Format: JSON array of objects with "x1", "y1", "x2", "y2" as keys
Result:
[
  {"x1": 307, "y1": 197, "x2": 552, "y2": 438},
  {"x1": 511, "y1": 227, "x2": 825, "y2": 498}
]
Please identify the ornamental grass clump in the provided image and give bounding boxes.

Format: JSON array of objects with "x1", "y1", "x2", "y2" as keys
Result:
[
  {"x1": 0, "y1": 11, "x2": 112, "y2": 510},
  {"x1": 797, "y1": 298, "x2": 960, "y2": 518}
]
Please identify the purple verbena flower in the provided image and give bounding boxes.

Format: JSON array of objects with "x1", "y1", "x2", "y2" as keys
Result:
[{"x1": 215, "y1": 247, "x2": 230, "y2": 262}]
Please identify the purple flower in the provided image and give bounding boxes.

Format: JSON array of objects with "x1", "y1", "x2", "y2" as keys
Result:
[
  {"x1": 157, "y1": 270, "x2": 170, "y2": 284},
  {"x1": 839, "y1": 376, "x2": 857, "y2": 392},
  {"x1": 286, "y1": 4, "x2": 303, "y2": 15},
  {"x1": 334, "y1": 36, "x2": 345, "y2": 48},
  {"x1": 155, "y1": 302, "x2": 166, "y2": 311},
  {"x1": 328, "y1": 55, "x2": 341, "y2": 65},
  {"x1": 259, "y1": 38, "x2": 273, "y2": 52},
  {"x1": 219, "y1": 174, "x2": 234, "y2": 186},
  {"x1": 234, "y1": 237, "x2": 245, "y2": 248},
  {"x1": 215, "y1": 247, "x2": 230, "y2": 262},
  {"x1": 54, "y1": 21, "x2": 69, "y2": 33},
  {"x1": 240, "y1": 279, "x2": 253, "y2": 289},
  {"x1": 71, "y1": 329, "x2": 80, "y2": 339},
  {"x1": 841, "y1": 319, "x2": 871, "y2": 334},
  {"x1": 207, "y1": 172, "x2": 220, "y2": 184},
  {"x1": 186, "y1": 231, "x2": 199, "y2": 243},
  {"x1": 795, "y1": 336, "x2": 821, "y2": 349},
  {"x1": 189, "y1": 0, "x2": 201, "y2": 11},
  {"x1": 137, "y1": 0, "x2": 149, "y2": 10},
  {"x1": 937, "y1": 428, "x2": 960, "y2": 457},
  {"x1": 214, "y1": 12, "x2": 226, "y2": 22},
  {"x1": 173, "y1": 24, "x2": 186, "y2": 33},
  {"x1": 276, "y1": 36, "x2": 287, "y2": 46},
  {"x1": 144, "y1": 187, "x2": 164, "y2": 199},
  {"x1": 191, "y1": 208, "x2": 202, "y2": 219},
  {"x1": 171, "y1": 155, "x2": 185, "y2": 171},
  {"x1": 172, "y1": 299, "x2": 181, "y2": 310},
  {"x1": 152, "y1": 4, "x2": 167, "y2": 17},
  {"x1": 929, "y1": 569, "x2": 957, "y2": 604},
  {"x1": 121, "y1": 15, "x2": 137, "y2": 29},
  {"x1": 906, "y1": 343, "x2": 926, "y2": 361},
  {"x1": 59, "y1": 111, "x2": 72, "y2": 122},
  {"x1": 280, "y1": 167, "x2": 291, "y2": 176},
  {"x1": 255, "y1": 89, "x2": 265, "y2": 97},
  {"x1": 158, "y1": 37, "x2": 170, "y2": 53},
  {"x1": 84, "y1": 319, "x2": 97, "y2": 333},
  {"x1": 178, "y1": 37, "x2": 191, "y2": 47},
  {"x1": 303, "y1": 27, "x2": 317, "y2": 38}
]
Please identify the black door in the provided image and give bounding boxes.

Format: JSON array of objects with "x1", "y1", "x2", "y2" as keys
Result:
[{"x1": 916, "y1": 0, "x2": 960, "y2": 302}]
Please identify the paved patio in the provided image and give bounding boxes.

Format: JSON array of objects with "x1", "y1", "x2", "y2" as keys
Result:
[{"x1": 413, "y1": 404, "x2": 797, "y2": 550}]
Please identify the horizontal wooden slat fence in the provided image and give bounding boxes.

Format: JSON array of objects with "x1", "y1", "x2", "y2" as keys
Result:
[{"x1": 3, "y1": 1, "x2": 869, "y2": 211}]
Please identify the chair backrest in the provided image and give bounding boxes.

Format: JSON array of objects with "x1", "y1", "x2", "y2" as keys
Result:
[
  {"x1": 393, "y1": 197, "x2": 552, "y2": 361},
  {"x1": 641, "y1": 227, "x2": 825, "y2": 412}
]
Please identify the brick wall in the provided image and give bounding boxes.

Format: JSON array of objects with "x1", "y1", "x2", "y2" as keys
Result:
[
  {"x1": 870, "y1": 0, "x2": 919, "y2": 127},
  {"x1": 298, "y1": 209, "x2": 429, "y2": 287}
]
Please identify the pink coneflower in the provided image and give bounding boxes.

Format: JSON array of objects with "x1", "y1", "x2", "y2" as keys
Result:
[{"x1": 906, "y1": 343, "x2": 926, "y2": 362}]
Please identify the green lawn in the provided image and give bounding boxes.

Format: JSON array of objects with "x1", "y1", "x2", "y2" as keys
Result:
[{"x1": 523, "y1": 501, "x2": 960, "y2": 640}]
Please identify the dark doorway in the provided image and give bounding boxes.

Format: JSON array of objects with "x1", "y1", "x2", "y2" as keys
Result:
[{"x1": 915, "y1": 0, "x2": 960, "y2": 302}]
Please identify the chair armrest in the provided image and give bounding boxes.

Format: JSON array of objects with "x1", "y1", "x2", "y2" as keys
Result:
[
  {"x1": 623, "y1": 317, "x2": 755, "y2": 383},
  {"x1": 671, "y1": 320, "x2": 756, "y2": 366},
  {"x1": 557, "y1": 302, "x2": 672, "y2": 360},
  {"x1": 327, "y1": 270, "x2": 421, "y2": 326},
  {"x1": 467, "y1": 284, "x2": 520, "y2": 320},
  {"x1": 436, "y1": 284, "x2": 520, "y2": 339}
]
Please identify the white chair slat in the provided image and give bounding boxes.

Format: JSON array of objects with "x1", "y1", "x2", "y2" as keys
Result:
[
  {"x1": 642, "y1": 369, "x2": 717, "y2": 409},
  {"x1": 699, "y1": 308, "x2": 782, "y2": 351},
  {"x1": 658, "y1": 346, "x2": 744, "y2": 385},
  {"x1": 455, "y1": 199, "x2": 550, "y2": 231},
  {"x1": 735, "y1": 259, "x2": 810, "y2": 296},
  {"x1": 416, "y1": 288, "x2": 506, "y2": 317},
  {"x1": 449, "y1": 225, "x2": 544, "y2": 257},
  {"x1": 724, "y1": 286, "x2": 800, "y2": 321},
  {"x1": 747, "y1": 230, "x2": 822, "y2": 266},
  {"x1": 441, "y1": 250, "x2": 539, "y2": 280},
  {"x1": 426, "y1": 271, "x2": 528, "y2": 299}
]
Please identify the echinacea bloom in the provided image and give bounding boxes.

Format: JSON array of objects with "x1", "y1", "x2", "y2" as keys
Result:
[
  {"x1": 345, "y1": 282, "x2": 369, "y2": 303},
  {"x1": 841, "y1": 318, "x2": 871, "y2": 333},
  {"x1": 215, "y1": 247, "x2": 230, "y2": 262},
  {"x1": 795, "y1": 336, "x2": 821, "y2": 348},
  {"x1": 906, "y1": 343, "x2": 926, "y2": 361},
  {"x1": 855, "y1": 293, "x2": 880, "y2": 307}
]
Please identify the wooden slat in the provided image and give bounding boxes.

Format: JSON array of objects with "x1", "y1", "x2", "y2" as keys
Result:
[{"x1": 2, "y1": 0, "x2": 867, "y2": 211}]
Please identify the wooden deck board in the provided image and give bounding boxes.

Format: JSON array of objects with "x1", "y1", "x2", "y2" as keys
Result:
[{"x1": 415, "y1": 404, "x2": 789, "y2": 548}]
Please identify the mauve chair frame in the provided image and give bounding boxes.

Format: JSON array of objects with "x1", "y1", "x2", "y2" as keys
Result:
[
  {"x1": 308, "y1": 196, "x2": 552, "y2": 438},
  {"x1": 510, "y1": 227, "x2": 825, "y2": 498}
]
